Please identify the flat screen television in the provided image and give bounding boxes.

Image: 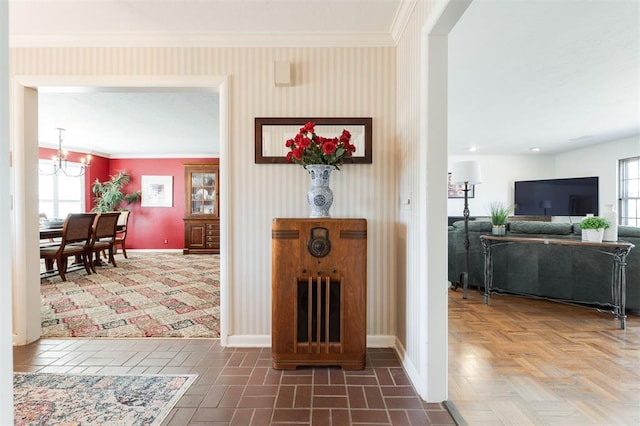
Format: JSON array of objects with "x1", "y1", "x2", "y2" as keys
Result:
[{"x1": 514, "y1": 176, "x2": 599, "y2": 216}]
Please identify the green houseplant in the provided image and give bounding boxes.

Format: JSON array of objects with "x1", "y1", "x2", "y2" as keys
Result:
[
  {"x1": 91, "y1": 171, "x2": 141, "y2": 213},
  {"x1": 489, "y1": 201, "x2": 514, "y2": 235},
  {"x1": 580, "y1": 216, "x2": 610, "y2": 243},
  {"x1": 580, "y1": 216, "x2": 610, "y2": 230}
]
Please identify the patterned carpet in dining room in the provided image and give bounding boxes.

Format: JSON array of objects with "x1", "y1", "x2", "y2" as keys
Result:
[{"x1": 40, "y1": 252, "x2": 220, "y2": 338}]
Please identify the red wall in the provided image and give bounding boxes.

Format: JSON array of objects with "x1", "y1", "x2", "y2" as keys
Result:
[
  {"x1": 38, "y1": 148, "x2": 217, "y2": 250},
  {"x1": 108, "y1": 158, "x2": 218, "y2": 250},
  {"x1": 85, "y1": 155, "x2": 111, "y2": 210}
]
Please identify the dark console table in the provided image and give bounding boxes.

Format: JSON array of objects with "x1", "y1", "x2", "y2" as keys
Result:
[{"x1": 480, "y1": 235, "x2": 635, "y2": 329}]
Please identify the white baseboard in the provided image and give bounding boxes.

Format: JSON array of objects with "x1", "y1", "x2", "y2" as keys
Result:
[
  {"x1": 394, "y1": 336, "x2": 424, "y2": 399},
  {"x1": 225, "y1": 334, "x2": 397, "y2": 348},
  {"x1": 366, "y1": 335, "x2": 396, "y2": 347},
  {"x1": 226, "y1": 334, "x2": 271, "y2": 347}
]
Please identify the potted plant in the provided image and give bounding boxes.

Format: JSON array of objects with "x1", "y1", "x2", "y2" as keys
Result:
[
  {"x1": 91, "y1": 171, "x2": 141, "y2": 213},
  {"x1": 489, "y1": 201, "x2": 514, "y2": 236},
  {"x1": 580, "y1": 216, "x2": 610, "y2": 243}
]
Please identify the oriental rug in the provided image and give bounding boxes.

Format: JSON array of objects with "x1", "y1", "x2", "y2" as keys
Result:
[
  {"x1": 40, "y1": 252, "x2": 219, "y2": 338},
  {"x1": 14, "y1": 372, "x2": 196, "y2": 426}
]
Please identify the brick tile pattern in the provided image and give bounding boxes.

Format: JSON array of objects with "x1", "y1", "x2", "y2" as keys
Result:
[{"x1": 13, "y1": 341, "x2": 455, "y2": 425}]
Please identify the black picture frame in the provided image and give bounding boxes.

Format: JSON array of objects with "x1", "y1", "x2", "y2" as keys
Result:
[
  {"x1": 448, "y1": 173, "x2": 475, "y2": 198},
  {"x1": 255, "y1": 117, "x2": 372, "y2": 164}
]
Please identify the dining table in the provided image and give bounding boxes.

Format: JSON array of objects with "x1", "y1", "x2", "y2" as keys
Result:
[{"x1": 39, "y1": 227, "x2": 64, "y2": 240}]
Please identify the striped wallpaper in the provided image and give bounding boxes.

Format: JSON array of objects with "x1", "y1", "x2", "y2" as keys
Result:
[{"x1": 10, "y1": 45, "x2": 399, "y2": 340}]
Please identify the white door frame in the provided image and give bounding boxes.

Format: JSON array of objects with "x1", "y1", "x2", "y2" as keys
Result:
[
  {"x1": 419, "y1": 0, "x2": 472, "y2": 401},
  {"x1": 10, "y1": 75, "x2": 231, "y2": 345}
]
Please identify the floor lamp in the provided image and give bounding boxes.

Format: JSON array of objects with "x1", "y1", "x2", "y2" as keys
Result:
[{"x1": 451, "y1": 160, "x2": 482, "y2": 299}]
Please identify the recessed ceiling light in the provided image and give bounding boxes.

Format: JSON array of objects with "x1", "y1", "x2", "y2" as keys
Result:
[
  {"x1": 529, "y1": 147, "x2": 541, "y2": 152},
  {"x1": 466, "y1": 146, "x2": 477, "y2": 152}
]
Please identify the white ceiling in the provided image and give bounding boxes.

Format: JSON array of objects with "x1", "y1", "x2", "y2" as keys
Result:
[
  {"x1": 9, "y1": 0, "x2": 404, "y2": 47},
  {"x1": 448, "y1": 0, "x2": 639, "y2": 155},
  {"x1": 9, "y1": 0, "x2": 640, "y2": 157},
  {"x1": 37, "y1": 88, "x2": 220, "y2": 157}
]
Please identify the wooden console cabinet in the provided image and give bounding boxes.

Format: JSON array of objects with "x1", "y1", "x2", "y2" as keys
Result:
[
  {"x1": 272, "y1": 218, "x2": 367, "y2": 370},
  {"x1": 183, "y1": 162, "x2": 219, "y2": 254}
]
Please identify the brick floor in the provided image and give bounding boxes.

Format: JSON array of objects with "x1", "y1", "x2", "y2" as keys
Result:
[{"x1": 13, "y1": 339, "x2": 457, "y2": 425}]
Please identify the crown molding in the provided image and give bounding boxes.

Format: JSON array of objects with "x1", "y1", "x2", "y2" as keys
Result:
[
  {"x1": 390, "y1": 0, "x2": 419, "y2": 43},
  {"x1": 9, "y1": 32, "x2": 397, "y2": 48},
  {"x1": 109, "y1": 152, "x2": 220, "y2": 159}
]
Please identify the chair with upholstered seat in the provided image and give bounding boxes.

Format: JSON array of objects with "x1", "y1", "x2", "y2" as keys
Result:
[
  {"x1": 88, "y1": 212, "x2": 120, "y2": 273},
  {"x1": 40, "y1": 213, "x2": 96, "y2": 281},
  {"x1": 113, "y1": 210, "x2": 131, "y2": 258}
]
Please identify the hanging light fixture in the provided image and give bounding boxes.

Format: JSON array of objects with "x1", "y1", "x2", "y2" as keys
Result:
[{"x1": 40, "y1": 128, "x2": 91, "y2": 177}]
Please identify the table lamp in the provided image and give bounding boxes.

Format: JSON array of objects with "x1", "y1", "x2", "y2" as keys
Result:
[{"x1": 451, "y1": 160, "x2": 482, "y2": 299}]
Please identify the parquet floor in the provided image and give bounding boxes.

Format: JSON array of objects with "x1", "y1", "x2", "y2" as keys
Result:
[{"x1": 448, "y1": 288, "x2": 640, "y2": 425}]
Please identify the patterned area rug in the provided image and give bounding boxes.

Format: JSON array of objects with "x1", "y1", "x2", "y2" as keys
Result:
[
  {"x1": 14, "y1": 372, "x2": 196, "y2": 426},
  {"x1": 40, "y1": 252, "x2": 220, "y2": 338}
]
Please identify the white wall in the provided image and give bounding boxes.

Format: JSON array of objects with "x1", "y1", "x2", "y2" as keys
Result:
[
  {"x1": 397, "y1": 0, "x2": 442, "y2": 400},
  {"x1": 0, "y1": 1, "x2": 14, "y2": 423},
  {"x1": 554, "y1": 135, "x2": 640, "y2": 212},
  {"x1": 448, "y1": 135, "x2": 640, "y2": 219},
  {"x1": 448, "y1": 154, "x2": 555, "y2": 216},
  {"x1": 395, "y1": 0, "x2": 473, "y2": 402}
]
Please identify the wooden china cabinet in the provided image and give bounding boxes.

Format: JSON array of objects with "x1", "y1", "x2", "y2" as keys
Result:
[{"x1": 183, "y1": 162, "x2": 220, "y2": 254}]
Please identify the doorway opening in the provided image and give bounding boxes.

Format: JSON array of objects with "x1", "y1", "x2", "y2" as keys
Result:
[{"x1": 12, "y1": 76, "x2": 230, "y2": 345}]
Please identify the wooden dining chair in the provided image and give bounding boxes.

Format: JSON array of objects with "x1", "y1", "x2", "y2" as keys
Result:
[
  {"x1": 40, "y1": 213, "x2": 96, "y2": 281},
  {"x1": 87, "y1": 212, "x2": 120, "y2": 273},
  {"x1": 113, "y1": 210, "x2": 131, "y2": 258}
]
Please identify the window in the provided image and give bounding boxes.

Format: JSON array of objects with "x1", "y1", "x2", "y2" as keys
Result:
[
  {"x1": 38, "y1": 160, "x2": 86, "y2": 220},
  {"x1": 619, "y1": 156, "x2": 639, "y2": 227}
]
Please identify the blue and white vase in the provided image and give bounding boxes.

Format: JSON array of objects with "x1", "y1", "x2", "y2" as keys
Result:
[{"x1": 306, "y1": 164, "x2": 334, "y2": 218}]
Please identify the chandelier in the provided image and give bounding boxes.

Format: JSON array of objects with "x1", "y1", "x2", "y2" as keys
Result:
[{"x1": 40, "y1": 128, "x2": 92, "y2": 177}]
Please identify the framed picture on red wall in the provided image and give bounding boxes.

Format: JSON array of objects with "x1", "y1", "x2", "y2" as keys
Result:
[{"x1": 141, "y1": 175, "x2": 173, "y2": 207}]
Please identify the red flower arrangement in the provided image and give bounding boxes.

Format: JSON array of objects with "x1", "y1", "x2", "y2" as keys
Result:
[{"x1": 285, "y1": 122, "x2": 356, "y2": 169}]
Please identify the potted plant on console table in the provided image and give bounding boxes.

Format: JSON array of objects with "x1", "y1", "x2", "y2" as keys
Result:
[
  {"x1": 580, "y1": 216, "x2": 610, "y2": 243},
  {"x1": 489, "y1": 201, "x2": 513, "y2": 236}
]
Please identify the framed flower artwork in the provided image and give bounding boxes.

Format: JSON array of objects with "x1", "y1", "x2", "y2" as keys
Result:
[{"x1": 255, "y1": 117, "x2": 372, "y2": 164}]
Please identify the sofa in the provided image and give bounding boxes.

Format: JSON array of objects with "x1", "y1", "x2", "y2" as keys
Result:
[{"x1": 448, "y1": 220, "x2": 640, "y2": 312}]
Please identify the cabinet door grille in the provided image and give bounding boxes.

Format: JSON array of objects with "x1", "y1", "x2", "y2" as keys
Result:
[{"x1": 295, "y1": 276, "x2": 343, "y2": 353}]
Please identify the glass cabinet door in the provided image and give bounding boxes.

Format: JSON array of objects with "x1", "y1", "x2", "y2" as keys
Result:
[
  {"x1": 190, "y1": 171, "x2": 217, "y2": 215},
  {"x1": 183, "y1": 162, "x2": 220, "y2": 254}
]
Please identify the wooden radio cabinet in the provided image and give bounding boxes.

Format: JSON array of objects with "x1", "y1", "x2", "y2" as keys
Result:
[{"x1": 271, "y1": 218, "x2": 367, "y2": 370}]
